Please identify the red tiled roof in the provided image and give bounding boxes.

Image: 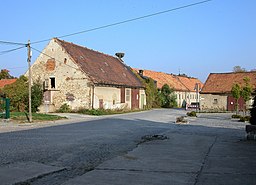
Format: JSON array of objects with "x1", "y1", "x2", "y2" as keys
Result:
[
  {"x1": 201, "y1": 72, "x2": 256, "y2": 94},
  {"x1": 134, "y1": 69, "x2": 203, "y2": 92},
  {"x1": 176, "y1": 75, "x2": 203, "y2": 92},
  {"x1": 0, "y1": 79, "x2": 17, "y2": 88},
  {"x1": 56, "y1": 38, "x2": 144, "y2": 88}
]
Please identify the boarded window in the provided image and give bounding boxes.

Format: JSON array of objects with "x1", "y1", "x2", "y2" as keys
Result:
[
  {"x1": 99, "y1": 99, "x2": 103, "y2": 109},
  {"x1": 46, "y1": 59, "x2": 55, "y2": 71}
]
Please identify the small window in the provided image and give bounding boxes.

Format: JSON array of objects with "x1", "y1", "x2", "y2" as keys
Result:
[
  {"x1": 64, "y1": 58, "x2": 67, "y2": 64},
  {"x1": 50, "y1": 77, "x2": 56, "y2": 89},
  {"x1": 126, "y1": 89, "x2": 131, "y2": 102},
  {"x1": 213, "y1": 99, "x2": 218, "y2": 104}
]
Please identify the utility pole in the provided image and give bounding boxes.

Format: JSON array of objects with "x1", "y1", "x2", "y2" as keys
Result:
[
  {"x1": 194, "y1": 83, "x2": 201, "y2": 112},
  {"x1": 27, "y1": 40, "x2": 32, "y2": 122}
]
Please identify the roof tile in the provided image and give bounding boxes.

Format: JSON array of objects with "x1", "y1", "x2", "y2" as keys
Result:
[
  {"x1": 0, "y1": 79, "x2": 17, "y2": 88},
  {"x1": 201, "y1": 72, "x2": 256, "y2": 94},
  {"x1": 56, "y1": 39, "x2": 144, "y2": 88},
  {"x1": 134, "y1": 69, "x2": 203, "y2": 92}
]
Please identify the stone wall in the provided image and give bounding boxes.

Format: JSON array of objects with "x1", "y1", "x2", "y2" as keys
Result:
[
  {"x1": 26, "y1": 39, "x2": 91, "y2": 112},
  {"x1": 200, "y1": 94, "x2": 227, "y2": 111}
]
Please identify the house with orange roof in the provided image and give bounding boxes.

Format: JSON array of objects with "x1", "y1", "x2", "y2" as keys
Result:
[
  {"x1": 0, "y1": 79, "x2": 17, "y2": 89},
  {"x1": 135, "y1": 69, "x2": 203, "y2": 108},
  {"x1": 200, "y1": 72, "x2": 256, "y2": 111},
  {"x1": 26, "y1": 38, "x2": 146, "y2": 112}
]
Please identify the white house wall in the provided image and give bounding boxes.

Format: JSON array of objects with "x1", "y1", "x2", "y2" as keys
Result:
[
  {"x1": 139, "y1": 89, "x2": 146, "y2": 109},
  {"x1": 94, "y1": 86, "x2": 126, "y2": 109},
  {"x1": 175, "y1": 91, "x2": 201, "y2": 107}
]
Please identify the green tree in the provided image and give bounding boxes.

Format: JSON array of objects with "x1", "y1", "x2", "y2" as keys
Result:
[
  {"x1": 159, "y1": 84, "x2": 177, "y2": 108},
  {"x1": 250, "y1": 92, "x2": 256, "y2": 125},
  {"x1": 0, "y1": 69, "x2": 14, "y2": 79},
  {"x1": 2, "y1": 76, "x2": 44, "y2": 112},
  {"x1": 231, "y1": 83, "x2": 241, "y2": 115},
  {"x1": 241, "y1": 77, "x2": 252, "y2": 115},
  {"x1": 31, "y1": 81, "x2": 43, "y2": 112},
  {"x1": 2, "y1": 75, "x2": 28, "y2": 111},
  {"x1": 144, "y1": 78, "x2": 158, "y2": 108}
]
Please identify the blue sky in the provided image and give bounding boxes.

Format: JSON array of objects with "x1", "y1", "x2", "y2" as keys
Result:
[{"x1": 0, "y1": 0, "x2": 255, "y2": 82}]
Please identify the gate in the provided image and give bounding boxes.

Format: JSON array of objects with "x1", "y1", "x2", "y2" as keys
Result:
[{"x1": 0, "y1": 98, "x2": 10, "y2": 119}]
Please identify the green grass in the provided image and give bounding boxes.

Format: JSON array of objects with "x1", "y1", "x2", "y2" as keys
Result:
[{"x1": 10, "y1": 112, "x2": 67, "y2": 122}]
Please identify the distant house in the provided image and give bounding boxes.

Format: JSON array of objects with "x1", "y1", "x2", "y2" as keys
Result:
[
  {"x1": 27, "y1": 38, "x2": 146, "y2": 112},
  {"x1": 135, "y1": 69, "x2": 203, "y2": 108},
  {"x1": 0, "y1": 79, "x2": 17, "y2": 88},
  {"x1": 200, "y1": 72, "x2": 256, "y2": 111}
]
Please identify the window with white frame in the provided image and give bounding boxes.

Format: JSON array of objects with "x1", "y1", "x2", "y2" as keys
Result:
[{"x1": 125, "y1": 89, "x2": 131, "y2": 102}]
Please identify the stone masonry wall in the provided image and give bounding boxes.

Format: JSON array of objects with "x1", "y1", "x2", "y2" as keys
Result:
[
  {"x1": 200, "y1": 94, "x2": 227, "y2": 111},
  {"x1": 26, "y1": 39, "x2": 91, "y2": 112}
]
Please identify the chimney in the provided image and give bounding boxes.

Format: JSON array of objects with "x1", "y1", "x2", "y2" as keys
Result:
[
  {"x1": 139, "y1": 69, "x2": 144, "y2": 76},
  {"x1": 115, "y1": 52, "x2": 125, "y2": 59}
]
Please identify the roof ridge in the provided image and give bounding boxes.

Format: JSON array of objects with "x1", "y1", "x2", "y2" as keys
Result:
[
  {"x1": 209, "y1": 71, "x2": 256, "y2": 75},
  {"x1": 54, "y1": 38, "x2": 119, "y2": 61}
]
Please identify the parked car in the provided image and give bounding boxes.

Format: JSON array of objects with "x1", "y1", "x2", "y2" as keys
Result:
[{"x1": 187, "y1": 102, "x2": 200, "y2": 110}]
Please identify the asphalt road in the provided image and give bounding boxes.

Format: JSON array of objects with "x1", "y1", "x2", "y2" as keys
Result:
[{"x1": 0, "y1": 109, "x2": 255, "y2": 185}]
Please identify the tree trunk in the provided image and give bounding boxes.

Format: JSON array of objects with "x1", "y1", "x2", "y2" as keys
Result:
[{"x1": 236, "y1": 99, "x2": 239, "y2": 115}]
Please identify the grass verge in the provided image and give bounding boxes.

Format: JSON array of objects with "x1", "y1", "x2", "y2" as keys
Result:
[{"x1": 10, "y1": 112, "x2": 67, "y2": 122}]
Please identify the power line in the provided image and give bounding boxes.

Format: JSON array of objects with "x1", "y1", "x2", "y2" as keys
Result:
[
  {"x1": 0, "y1": 46, "x2": 26, "y2": 56},
  {"x1": 0, "y1": 40, "x2": 26, "y2": 46},
  {"x1": 31, "y1": 46, "x2": 81, "y2": 71},
  {"x1": 31, "y1": 0, "x2": 212, "y2": 44}
]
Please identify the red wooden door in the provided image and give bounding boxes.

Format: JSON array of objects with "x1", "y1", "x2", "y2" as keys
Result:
[
  {"x1": 131, "y1": 88, "x2": 139, "y2": 109},
  {"x1": 227, "y1": 96, "x2": 245, "y2": 111}
]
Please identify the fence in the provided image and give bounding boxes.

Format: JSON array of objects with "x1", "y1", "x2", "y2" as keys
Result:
[{"x1": 0, "y1": 98, "x2": 10, "y2": 119}]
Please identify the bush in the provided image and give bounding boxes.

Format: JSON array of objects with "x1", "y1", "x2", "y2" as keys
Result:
[
  {"x1": 231, "y1": 114, "x2": 242, "y2": 119},
  {"x1": 187, "y1": 111, "x2": 197, "y2": 117},
  {"x1": 57, "y1": 103, "x2": 71, "y2": 113},
  {"x1": 239, "y1": 116, "x2": 251, "y2": 122},
  {"x1": 176, "y1": 116, "x2": 188, "y2": 123}
]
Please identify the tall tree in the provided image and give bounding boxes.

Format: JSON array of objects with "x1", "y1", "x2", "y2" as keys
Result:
[
  {"x1": 241, "y1": 77, "x2": 252, "y2": 115},
  {"x1": 0, "y1": 69, "x2": 14, "y2": 79},
  {"x1": 159, "y1": 84, "x2": 177, "y2": 108},
  {"x1": 231, "y1": 83, "x2": 241, "y2": 115},
  {"x1": 233, "y1": 66, "x2": 246, "y2": 72}
]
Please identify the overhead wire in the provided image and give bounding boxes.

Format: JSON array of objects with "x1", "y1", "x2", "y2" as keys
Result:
[
  {"x1": 0, "y1": 40, "x2": 26, "y2": 46},
  {"x1": 31, "y1": 46, "x2": 81, "y2": 70},
  {"x1": 0, "y1": 46, "x2": 26, "y2": 56},
  {"x1": 31, "y1": 0, "x2": 212, "y2": 45}
]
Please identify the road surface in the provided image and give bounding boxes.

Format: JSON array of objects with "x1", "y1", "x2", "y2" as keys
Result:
[{"x1": 0, "y1": 109, "x2": 255, "y2": 185}]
